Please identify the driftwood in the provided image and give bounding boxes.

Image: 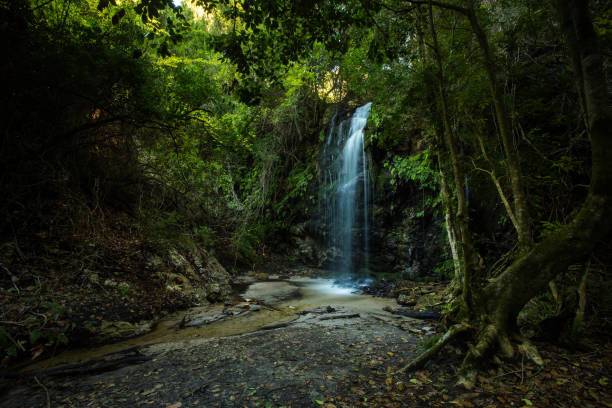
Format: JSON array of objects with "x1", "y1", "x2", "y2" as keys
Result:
[
  {"x1": 259, "y1": 316, "x2": 300, "y2": 331},
  {"x1": 318, "y1": 313, "x2": 360, "y2": 321},
  {"x1": 299, "y1": 306, "x2": 337, "y2": 315},
  {"x1": 383, "y1": 306, "x2": 440, "y2": 320}
]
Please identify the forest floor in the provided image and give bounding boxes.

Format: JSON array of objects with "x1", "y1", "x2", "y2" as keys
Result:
[{"x1": 1, "y1": 275, "x2": 611, "y2": 408}]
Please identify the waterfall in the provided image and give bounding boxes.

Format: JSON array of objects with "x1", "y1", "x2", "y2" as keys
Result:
[{"x1": 320, "y1": 103, "x2": 372, "y2": 278}]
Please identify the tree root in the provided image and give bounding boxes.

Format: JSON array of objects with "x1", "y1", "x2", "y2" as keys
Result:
[
  {"x1": 514, "y1": 334, "x2": 543, "y2": 366},
  {"x1": 458, "y1": 324, "x2": 499, "y2": 389},
  {"x1": 393, "y1": 322, "x2": 471, "y2": 375},
  {"x1": 456, "y1": 325, "x2": 545, "y2": 389}
]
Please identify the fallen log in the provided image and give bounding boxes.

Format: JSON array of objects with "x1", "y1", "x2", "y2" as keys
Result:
[
  {"x1": 318, "y1": 313, "x2": 360, "y2": 321},
  {"x1": 383, "y1": 306, "x2": 440, "y2": 320}
]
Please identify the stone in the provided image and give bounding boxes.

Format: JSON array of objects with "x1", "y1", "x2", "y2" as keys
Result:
[
  {"x1": 397, "y1": 294, "x2": 416, "y2": 306},
  {"x1": 293, "y1": 235, "x2": 328, "y2": 267},
  {"x1": 241, "y1": 281, "x2": 300, "y2": 305},
  {"x1": 383, "y1": 253, "x2": 396, "y2": 263}
]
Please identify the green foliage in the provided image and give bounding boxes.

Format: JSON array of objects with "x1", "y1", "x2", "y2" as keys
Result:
[
  {"x1": 384, "y1": 150, "x2": 440, "y2": 191},
  {"x1": 434, "y1": 259, "x2": 455, "y2": 280}
]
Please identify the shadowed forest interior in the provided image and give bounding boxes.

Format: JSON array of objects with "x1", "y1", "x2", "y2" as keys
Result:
[{"x1": 0, "y1": 0, "x2": 611, "y2": 406}]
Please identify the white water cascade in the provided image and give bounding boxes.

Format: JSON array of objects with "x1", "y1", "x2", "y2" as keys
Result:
[{"x1": 320, "y1": 103, "x2": 372, "y2": 278}]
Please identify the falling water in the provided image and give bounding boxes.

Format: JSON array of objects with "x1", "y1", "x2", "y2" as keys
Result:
[{"x1": 320, "y1": 103, "x2": 372, "y2": 278}]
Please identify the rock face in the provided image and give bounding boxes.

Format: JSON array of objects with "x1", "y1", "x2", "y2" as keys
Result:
[
  {"x1": 291, "y1": 223, "x2": 330, "y2": 267},
  {"x1": 291, "y1": 173, "x2": 445, "y2": 279},
  {"x1": 146, "y1": 246, "x2": 232, "y2": 303},
  {"x1": 369, "y1": 192, "x2": 445, "y2": 279}
]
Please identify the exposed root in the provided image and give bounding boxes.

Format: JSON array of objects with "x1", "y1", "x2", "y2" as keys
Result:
[
  {"x1": 514, "y1": 333, "x2": 544, "y2": 366},
  {"x1": 458, "y1": 324, "x2": 499, "y2": 390},
  {"x1": 394, "y1": 322, "x2": 471, "y2": 375},
  {"x1": 456, "y1": 324, "x2": 545, "y2": 389}
]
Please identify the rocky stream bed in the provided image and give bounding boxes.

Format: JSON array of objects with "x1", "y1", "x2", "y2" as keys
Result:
[{"x1": 1, "y1": 277, "x2": 439, "y2": 407}]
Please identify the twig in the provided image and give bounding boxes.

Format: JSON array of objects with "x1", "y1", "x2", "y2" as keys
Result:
[
  {"x1": 34, "y1": 376, "x2": 51, "y2": 408},
  {"x1": 520, "y1": 353, "x2": 525, "y2": 385}
]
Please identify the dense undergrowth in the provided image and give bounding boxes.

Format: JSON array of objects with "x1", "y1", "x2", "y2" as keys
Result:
[{"x1": 0, "y1": 0, "x2": 328, "y2": 365}]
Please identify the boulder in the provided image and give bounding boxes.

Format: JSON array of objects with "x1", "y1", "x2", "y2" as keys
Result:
[{"x1": 146, "y1": 245, "x2": 232, "y2": 303}]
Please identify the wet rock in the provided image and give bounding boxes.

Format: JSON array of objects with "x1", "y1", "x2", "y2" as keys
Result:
[
  {"x1": 361, "y1": 280, "x2": 396, "y2": 297},
  {"x1": 383, "y1": 253, "x2": 396, "y2": 263},
  {"x1": 293, "y1": 235, "x2": 328, "y2": 267},
  {"x1": 241, "y1": 281, "x2": 300, "y2": 305}
]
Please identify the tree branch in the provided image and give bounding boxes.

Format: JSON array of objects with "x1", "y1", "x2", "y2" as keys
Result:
[{"x1": 403, "y1": 0, "x2": 468, "y2": 15}]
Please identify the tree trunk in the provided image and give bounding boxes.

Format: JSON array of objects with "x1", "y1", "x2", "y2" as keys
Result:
[
  {"x1": 428, "y1": 2, "x2": 482, "y2": 312},
  {"x1": 416, "y1": 5, "x2": 463, "y2": 287},
  {"x1": 439, "y1": 164, "x2": 462, "y2": 281}
]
